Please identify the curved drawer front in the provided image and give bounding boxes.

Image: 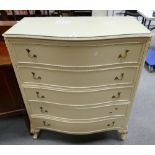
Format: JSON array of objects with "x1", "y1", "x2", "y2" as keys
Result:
[
  {"x1": 13, "y1": 42, "x2": 142, "y2": 67},
  {"x1": 29, "y1": 101, "x2": 128, "y2": 119},
  {"x1": 18, "y1": 66, "x2": 138, "y2": 87},
  {"x1": 31, "y1": 116, "x2": 124, "y2": 134},
  {"x1": 24, "y1": 86, "x2": 132, "y2": 106}
]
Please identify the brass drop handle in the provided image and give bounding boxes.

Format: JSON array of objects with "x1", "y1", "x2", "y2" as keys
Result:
[
  {"x1": 112, "y1": 92, "x2": 121, "y2": 99},
  {"x1": 107, "y1": 121, "x2": 115, "y2": 127},
  {"x1": 118, "y1": 49, "x2": 129, "y2": 59},
  {"x1": 31, "y1": 72, "x2": 41, "y2": 80},
  {"x1": 36, "y1": 92, "x2": 45, "y2": 98},
  {"x1": 40, "y1": 107, "x2": 48, "y2": 113},
  {"x1": 109, "y1": 107, "x2": 118, "y2": 114},
  {"x1": 114, "y1": 73, "x2": 124, "y2": 80},
  {"x1": 26, "y1": 49, "x2": 37, "y2": 58},
  {"x1": 43, "y1": 121, "x2": 50, "y2": 127}
]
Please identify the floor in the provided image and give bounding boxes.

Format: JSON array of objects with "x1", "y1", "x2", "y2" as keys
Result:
[{"x1": 0, "y1": 20, "x2": 155, "y2": 145}]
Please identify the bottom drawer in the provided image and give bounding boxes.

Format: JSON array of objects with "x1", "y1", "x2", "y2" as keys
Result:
[
  {"x1": 31, "y1": 116, "x2": 124, "y2": 134},
  {"x1": 29, "y1": 101, "x2": 128, "y2": 119}
]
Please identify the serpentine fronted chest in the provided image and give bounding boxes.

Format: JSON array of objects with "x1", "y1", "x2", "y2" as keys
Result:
[{"x1": 3, "y1": 17, "x2": 152, "y2": 140}]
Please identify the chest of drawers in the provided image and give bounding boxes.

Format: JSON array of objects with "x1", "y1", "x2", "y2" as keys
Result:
[{"x1": 3, "y1": 17, "x2": 151, "y2": 140}]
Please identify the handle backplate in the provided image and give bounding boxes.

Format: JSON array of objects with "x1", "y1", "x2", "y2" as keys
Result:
[
  {"x1": 26, "y1": 49, "x2": 37, "y2": 58},
  {"x1": 40, "y1": 107, "x2": 48, "y2": 113},
  {"x1": 107, "y1": 121, "x2": 115, "y2": 127},
  {"x1": 118, "y1": 49, "x2": 129, "y2": 59},
  {"x1": 43, "y1": 121, "x2": 50, "y2": 127},
  {"x1": 36, "y1": 91, "x2": 45, "y2": 98},
  {"x1": 114, "y1": 73, "x2": 124, "y2": 81},
  {"x1": 112, "y1": 92, "x2": 121, "y2": 99},
  {"x1": 32, "y1": 72, "x2": 41, "y2": 80}
]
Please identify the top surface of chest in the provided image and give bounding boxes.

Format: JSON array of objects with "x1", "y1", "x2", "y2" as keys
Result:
[{"x1": 3, "y1": 17, "x2": 151, "y2": 40}]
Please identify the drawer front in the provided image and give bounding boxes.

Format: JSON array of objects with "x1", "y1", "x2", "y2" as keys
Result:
[
  {"x1": 31, "y1": 116, "x2": 124, "y2": 134},
  {"x1": 29, "y1": 101, "x2": 128, "y2": 119},
  {"x1": 18, "y1": 66, "x2": 138, "y2": 87},
  {"x1": 13, "y1": 42, "x2": 142, "y2": 66},
  {"x1": 24, "y1": 86, "x2": 132, "y2": 106}
]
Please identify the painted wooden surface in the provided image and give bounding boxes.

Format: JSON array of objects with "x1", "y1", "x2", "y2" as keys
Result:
[{"x1": 4, "y1": 17, "x2": 151, "y2": 140}]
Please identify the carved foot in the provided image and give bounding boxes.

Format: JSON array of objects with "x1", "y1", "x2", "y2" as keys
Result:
[
  {"x1": 118, "y1": 128, "x2": 128, "y2": 140},
  {"x1": 30, "y1": 129, "x2": 40, "y2": 140},
  {"x1": 32, "y1": 132, "x2": 39, "y2": 139},
  {"x1": 119, "y1": 133, "x2": 127, "y2": 140}
]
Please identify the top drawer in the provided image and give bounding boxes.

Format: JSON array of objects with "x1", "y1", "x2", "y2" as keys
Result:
[{"x1": 12, "y1": 41, "x2": 143, "y2": 67}]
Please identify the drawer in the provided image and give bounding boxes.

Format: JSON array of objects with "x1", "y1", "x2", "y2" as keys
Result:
[
  {"x1": 18, "y1": 66, "x2": 138, "y2": 88},
  {"x1": 13, "y1": 42, "x2": 143, "y2": 67},
  {"x1": 31, "y1": 116, "x2": 124, "y2": 134},
  {"x1": 24, "y1": 86, "x2": 132, "y2": 106},
  {"x1": 29, "y1": 101, "x2": 128, "y2": 119}
]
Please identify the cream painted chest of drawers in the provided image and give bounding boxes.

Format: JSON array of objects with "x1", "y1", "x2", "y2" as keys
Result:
[{"x1": 3, "y1": 17, "x2": 151, "y2": 140}]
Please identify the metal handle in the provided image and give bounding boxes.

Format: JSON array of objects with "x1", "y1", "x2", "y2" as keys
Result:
[
  {"x1": 107, "y1": 121, "x2": 115, "y2": 127},
  {"x1": 118, "y1": 49, "x2": 129, "y2": 59},
  {"x1": 26, "y1": 49, "x2": 37, "y2": 58},
  {"x1": 40, "y1": 107, "x2": 48, "y2": 113},
  {"x1": 43, "y1": 121, "x2": 50, "y2": 127},
  {"x1": 36, "y1": 92, "x2": 45, "y2": 98},
  {"x1": 109, "y1": 107, "x2": 118, "y2": 114},
  {"x1": 114, "y1": 73, "x2": 124, "y2": 80},
  {"x1": 31, "y1": 72, "x2": 41, "y2": 80},
  {"x1": 112, "y1": 92, "x2": 121, "y2": 99}
]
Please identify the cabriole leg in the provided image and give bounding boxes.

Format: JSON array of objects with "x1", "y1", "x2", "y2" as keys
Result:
[
  {"x1": 118, "y1": 127, "x2": 128, "y2": 140},
  {"x1": 30, "y1": 128, "x2": 40, "y2": 139}
]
